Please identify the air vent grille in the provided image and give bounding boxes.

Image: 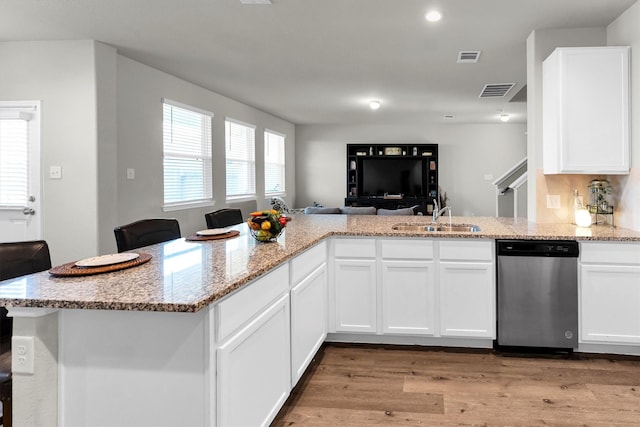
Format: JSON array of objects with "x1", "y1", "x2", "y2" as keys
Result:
[
  {"x1": 457, "y1": 51, "x2": 481, "y2": 63},
  {"x1": 479, "y1": 83, "x2": 515, "y2": 98}
]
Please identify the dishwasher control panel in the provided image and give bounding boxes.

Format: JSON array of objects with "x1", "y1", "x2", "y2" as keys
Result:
[{"x1": 497, "y1": 240, "x2": 579, "y2": 257}]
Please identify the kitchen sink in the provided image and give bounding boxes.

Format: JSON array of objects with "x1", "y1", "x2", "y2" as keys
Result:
[{"x1": 392, "y1": 223, "x2": 481, "y2": 232}]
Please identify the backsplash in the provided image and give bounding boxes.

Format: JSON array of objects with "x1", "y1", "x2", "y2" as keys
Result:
[{"x1": 535, "y1": 168, "x2": 639, "y2": 231}]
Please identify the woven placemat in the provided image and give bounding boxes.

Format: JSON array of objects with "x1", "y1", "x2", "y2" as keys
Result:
[
  {"x1": 49, "y1": 253, "x2": 153, "y2": 277},
  {"x1": 185, "y1": 230, "x2": 240, "y2": 241}
]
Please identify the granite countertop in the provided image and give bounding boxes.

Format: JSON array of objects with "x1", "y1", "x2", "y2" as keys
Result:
[{"x1": 0, "y1": 215, "x2": 639, "y2": 313}]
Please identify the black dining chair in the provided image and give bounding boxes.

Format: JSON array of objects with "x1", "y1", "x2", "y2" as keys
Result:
[
  {"x1": 0, "y1": 240, "x2": 52, "y2": 427},
  {"x1": 204, "y1": 208, "x2": 243, "y2": 229},
  {"x1": 113, "y1": 219, "x2": 181, "y2": 253}
]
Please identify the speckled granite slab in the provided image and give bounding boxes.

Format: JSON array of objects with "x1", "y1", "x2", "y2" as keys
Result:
[{"x1": 0, "y1": 215, "x2": 638, "y2": 313}]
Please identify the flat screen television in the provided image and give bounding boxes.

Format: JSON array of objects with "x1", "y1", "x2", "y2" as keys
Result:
[{"x1": 362, "y1": 158, "x2": 424, "y2": 197}]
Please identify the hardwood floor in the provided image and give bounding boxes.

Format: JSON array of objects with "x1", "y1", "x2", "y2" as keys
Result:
[{"x1": 272, "y1": 344, "x2": 640, "y2": 426}]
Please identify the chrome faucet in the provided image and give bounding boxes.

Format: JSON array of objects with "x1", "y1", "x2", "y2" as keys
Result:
[{"x1": 432, "y1": 200, "x2": 451, "y2": 222}]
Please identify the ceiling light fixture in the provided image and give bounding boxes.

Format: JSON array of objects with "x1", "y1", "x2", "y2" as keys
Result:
[
  {"x1": 499, "y1": 113, "x2": 510, "y2": 122},
  {"x1": 369, "y1": 100, "x2": 381, "y2": 110},
  {"x1": 425, "y1": 10, "x2": 442, "y2": 22}
]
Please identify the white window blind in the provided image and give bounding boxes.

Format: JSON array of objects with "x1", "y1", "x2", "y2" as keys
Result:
[
  {"x1": 225, "y1": 118, "x2": 256, "y2": 200},
  {"x1": 264, "y1": 130, "x2": 286, "y2": 195},
  {"x1": 163, "y1": 99, "x2": 213, "y2": 208},
  {"x1": 0, "y1": 115, "x2": 29, "y2": 207}
]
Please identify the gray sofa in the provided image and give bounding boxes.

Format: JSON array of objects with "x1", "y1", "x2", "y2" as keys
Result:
[{"x1": 303, "y1": 205, "x2": 419, "y2": 215}]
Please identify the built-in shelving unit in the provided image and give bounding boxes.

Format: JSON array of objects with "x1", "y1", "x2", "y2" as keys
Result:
[{"x1": 345, "y1": 143, "x2": 438, "y2": 214}]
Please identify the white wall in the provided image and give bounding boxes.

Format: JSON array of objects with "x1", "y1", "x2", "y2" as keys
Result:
[
  {"x1": 1, "y1": 40, "x2": 296, "y2": 261},
  {"x1": 608, "y1": 1, "x2": 640, "y2": 231},
  {"x1": 526, "y1": 19, "x2": 640, "y2": 231},
  {"x1": 115, "y1": 56, "x2": 296, "y2": 247},
  {"x1": 295, "y1": 123, "x2": 527, "y2": 216},
  {"x1": 0, "y1": 41, "x2": 102, "y2": 265},
  {"x1": 525, "y1": 28, "x2": 606, "y2": 221}
]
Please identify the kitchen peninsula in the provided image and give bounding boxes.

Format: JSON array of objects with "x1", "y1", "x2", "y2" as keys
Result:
[{"x1": 1, "y1": 215, "x2": 639, "y2": 427}]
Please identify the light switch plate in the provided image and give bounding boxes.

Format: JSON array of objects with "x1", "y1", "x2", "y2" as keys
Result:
[
  {"x1": 49, "y1": 165, "x2": 62, "y2": 179},
  {"x1": 126, "y1": 168, "x2": 135, "y2": 180}
]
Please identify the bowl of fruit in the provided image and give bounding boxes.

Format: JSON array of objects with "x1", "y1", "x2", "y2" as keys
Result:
[{"x1": 247, "y1": 209, "x2": 287, "y2": 242}]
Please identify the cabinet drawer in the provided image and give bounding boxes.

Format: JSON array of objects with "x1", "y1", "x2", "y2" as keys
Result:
[
  {"x1": 380, "y1": 239, "x2": 434, "y2": 260},
  {"x1": 216, "y1": 263, "x2": 290, "y2": 341},
  {"x1": 580, "y1": 242, "x2": 640, "y2": 265},
  {"x1": 439, "y1": 240, "x2": 493, "y2": 261},
  {"x1": 334, "y1": 238, "x2": 376, "y2": 258},
  {"x1": 290, "y1": 241, "x2": 327, "y2": 285}
]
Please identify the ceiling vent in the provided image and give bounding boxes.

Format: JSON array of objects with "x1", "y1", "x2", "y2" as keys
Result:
[
  {"x1": 479, "y1": 83, "x2": 515, "y2": 98},
  {"x1": 457, "y1": 51, "x2": 481, "y2": 63}
]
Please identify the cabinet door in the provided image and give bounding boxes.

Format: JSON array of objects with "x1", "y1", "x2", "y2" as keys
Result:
[
  {"x1": 334, "y1": 259, "x2": 377, "y2": 333},
  {"x1": 580, "y1": 264, "x2": 640, "y2": 344},
  {"x1": 291, "y1": 263, "x2": 327, "y2": 385},
  {"x1": 543, "y1": 47, "x2": 630, "y2": 174},
  {"x1": 217, "y1": 294, "x2": 291, "y2": 427},
  {"x1": 381, "y1": 260, "x2": 436, "y2": 335},
  {"x1": 439, "y1": 262, "x2": 495, "y2": 338}
]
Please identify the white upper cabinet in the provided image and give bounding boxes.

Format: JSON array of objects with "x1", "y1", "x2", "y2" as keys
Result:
[{"x1": 543, "y1": 46, "x2": 630, "y2": 174}]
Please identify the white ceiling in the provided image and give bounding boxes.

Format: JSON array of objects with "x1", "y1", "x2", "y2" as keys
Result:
[{"x1": 0, "y1": 0, "x2": 636, "y2": 125}]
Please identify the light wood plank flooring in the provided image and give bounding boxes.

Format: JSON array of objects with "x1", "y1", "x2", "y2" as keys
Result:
[{"x1": 272, "y1": 344, "x2": 640, "y2": 426}]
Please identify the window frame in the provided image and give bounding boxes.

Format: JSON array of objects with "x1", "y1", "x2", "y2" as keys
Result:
[
  {"x1": 224, "y1": 117, "x2": 256, "y2": 202},
  {"x1": 264, "y1": 129, "x2": 286, "y2": 197},
  {"x1": 162, "y1": 98, "x2": 214, "y2": 212}
]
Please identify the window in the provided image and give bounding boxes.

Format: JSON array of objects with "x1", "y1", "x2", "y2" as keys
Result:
[
  {"x1": 0, "y1": 104, "x2": 36, "y2": 208},
  {"x1": 162, "y1": 99, "x2": 213, "y2": 209},
  {"x1": 225, "y1": 118, "x2": 255, "y2": 200},
  {"x1": 264, "y1": 130, "x2": 286, "y2": 196}
]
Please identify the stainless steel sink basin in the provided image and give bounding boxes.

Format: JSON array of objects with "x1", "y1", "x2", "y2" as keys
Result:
[{"x1": 392, "y1": 223, "x2": 481, "y2": 232}]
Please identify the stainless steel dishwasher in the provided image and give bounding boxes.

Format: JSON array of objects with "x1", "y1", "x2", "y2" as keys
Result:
[{"x1": 496, "y1": 240, "x2": 579, "y2": 350}]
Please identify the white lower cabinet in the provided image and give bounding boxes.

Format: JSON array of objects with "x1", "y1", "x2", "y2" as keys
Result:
[
  {"x1": 381, "y1": 260, "x2": 436, "y2": 335},
  {"x1": 438, "y1": 240, "x2": 495, "y2": 338},
  {"x1": 290, "y1": 263, "x2": 327, "y2": 384},
  {"x1": 380, "y1": 239, "x2": 436, "y2": 335},
  {"x1": 217, "y1": 294, "x2": 291, "y2": 427},
  {"x1": 334, "y1": 258, "x2": 377, "y2": 332},
  {"x1": 580, "y1": 242, "x2": 640, "y2": 345},
  {"x1": 333, "y1": 238, "x2": 378, "y2": 333},
  {"x1": 439, "y1": 261, "x2": 494, "y2": 338}
]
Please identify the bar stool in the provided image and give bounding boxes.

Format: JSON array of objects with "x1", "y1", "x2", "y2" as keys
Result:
[
  {"x1": 113, "y1": 219, "x2": 181, "y2": 252},
  {"x1": 0, "y1": 240, "x2": 52, "y2": 427},
  {"x1": 204, "y1": 208, "x2": 243, "y2": 229}
]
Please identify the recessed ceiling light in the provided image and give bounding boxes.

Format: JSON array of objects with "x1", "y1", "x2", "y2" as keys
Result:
[
  {"x1": 239, "y1": 0, "x2": 272, "y2": 4},
  {"x1": 369, "y1": 100, "x2": 381, "y2": 110},
  {"x1": 499, "y1": 113, "x2": 510, "y2": 122},
  {"x1": 425, "y1": 10, "x2": 442, "y2": 22}
]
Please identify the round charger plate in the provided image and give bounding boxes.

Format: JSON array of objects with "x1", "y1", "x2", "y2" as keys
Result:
[
  {"x1": 196, "y1": 228, "x2": 231, "y2": 236},
  {"x1": 75, "y1": 252, "x2": 139, "y2": 267},
  {"x1": 49, "y1": 253, "x2": 152, "y2": 277}
]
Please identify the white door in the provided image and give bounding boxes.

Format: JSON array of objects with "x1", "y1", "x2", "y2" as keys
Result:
[{"x1": 0, "y1": 101, "x2": 41, "y2": 242}]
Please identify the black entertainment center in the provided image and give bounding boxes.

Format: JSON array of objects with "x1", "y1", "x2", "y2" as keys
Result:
[{"x1": 345, "y1": 143, "x2": 438, "y2": 214}]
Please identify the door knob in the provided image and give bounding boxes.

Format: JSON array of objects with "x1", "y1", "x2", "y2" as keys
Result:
[{"x1": 23, "y1": 207, "x2": 36, "y2": 215}]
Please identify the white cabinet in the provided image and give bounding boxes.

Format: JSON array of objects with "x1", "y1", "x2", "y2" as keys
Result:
[
  {"x1": 380, "y1": 239, "x2": 436, "y2": 335},
  {"x1": 580, "y1": 242, "x2": 640, "y2": 345},
  {"x1": 217, "y1": 294, "x2": 291, "y2": 427},
  {"x1": 333, "y1": 239, "x2": 377, "y2": 333},
  {"x1": 290, "y1": 242, "x2": 327, "y2": 385},
  {"x1": 216, "y1": 264, "x2": 291, "y2": 427},
  {"x1": 438, "y1": 240, "x2": 495, "y2": 338},
  {"x1": 543, "y1": 46, "x2": 630, "y2": 174}
]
